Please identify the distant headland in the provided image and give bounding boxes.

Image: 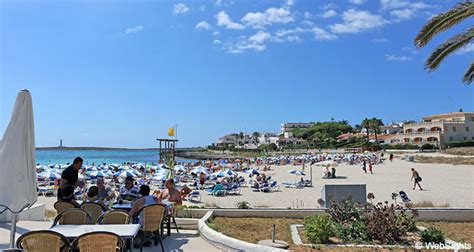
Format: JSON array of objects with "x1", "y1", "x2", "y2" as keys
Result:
[{"x1": 36, "y1": 146, "x2": 160, "y2": 151}]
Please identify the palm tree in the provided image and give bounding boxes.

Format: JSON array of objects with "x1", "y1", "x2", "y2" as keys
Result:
[
  {"x1": 414, "y1": 1, "x2": 474, "y2": 84},
  {"x1": 361, "y1": 118, "x2": 371, "y2": 142},
  {"x1": 252, "y1": 132, "x2": 261, "y2": 145},
  {"x1": 369, "y1": 118, "x2": 384, "y2": 143}
]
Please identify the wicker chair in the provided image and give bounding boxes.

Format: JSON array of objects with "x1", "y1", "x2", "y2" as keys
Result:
[
  {"x1": 52, "y1": 208, "x2": 92, "y2": 227},
  {"x1": 71, "y1": 231, "x2": 125, "y2": 252},
  {"x1": 53, "y1": 201, "x2": 76, "y2": 214},
  {"x1": 98, "y1": 210, "x2": 131, "y2": 224},
  {"x1": 81, "y1": 202, "x2": 106, "y2": 224},
  {"x1": 135, "y1": 204, "x2": 166, "y2": 252},
  {"x1": 16, "y1": 230, "x2": 70, "y2": 252}
]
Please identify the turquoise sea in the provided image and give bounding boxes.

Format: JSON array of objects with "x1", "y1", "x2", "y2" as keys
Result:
[{"x1": 35, "y1": 149, "x2": 196, "y2": 165}]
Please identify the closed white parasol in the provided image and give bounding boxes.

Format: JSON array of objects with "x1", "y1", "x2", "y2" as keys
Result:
[{"x1": 0, "y1": 90, "x2": 37, "y2": 247}]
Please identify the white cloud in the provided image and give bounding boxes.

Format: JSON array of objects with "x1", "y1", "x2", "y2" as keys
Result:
[
  {"x1": 195, "y1": 21, "x2": 211, "y2": 30},
  {"x1": 321, "y1": 10, "x2": 337, "y2": 18},
  {"x1": 372, "y1": 38, "x2": 389, "y2": 43},
  {"x1": 248, "y1": 31, "x2": 272, "y2": 44},
  {"x1": 385, "y1": 54, "x2": 412, "y2": 61},
  {"x1": 456, "y1": 43, "x2": 474, "y2": 55},
  {"x1": 241, "y1": 7, "x2": 294, "y2": 29},
  {"x1": 286, "y1": 0, "x2": 295, "y2": 6},
  {"x1": 216, "y1": 11, "x2": 245, "y2": 30},
  {"x1": 226, "y1": 31, "x2": 274, "y2": 53},
  {"x1": 267, "y1": 7, "x2": 293, "y2": 23},
  {"x1": 213, "y1": 31, "x2": 220, "y2": 36},
  {"x1": 287, "y1": 35, "x2": 302, "y2": 42},
  {"x1": 241, "y1": 12, "x2": 269, "y2": 29},
  {"x1": 124, "y1": 25, "x2": 143, "y2": 34},
  {"x1": 312, "y1": 27, "x2": 338, "y2": 40},
  {"x1": 213, "y1": 39, "x2": 222, "y2": 44},
  {"x1": 390, "y1": 8, "x2": 414, "y2": 20},
  {"x1": 200, "y1": 5, "x2": 206, "y2": 11},
  {"x1": 215, "y1": 0, "x2": 222, "y2": 6},
  {"x1": 381, "y1": 0, "x2": 432, "y2": 21},
  {"x1": 275, "y1": 27, "x2": 336, "y2": 41},
  {"x1": 173, "y1": 3, "x2": 189, "y2": 14},
  {"x1": 350, "y1": 0, "x2": 365, "y2": 4},
  {"x1": 322, "y1": 3, "x2": 337, "y2": 10},
  {"x1": 330, "y1": 9, "x2": 388, "y2": 34},
  {"x1": 304, "y1": 12, "x2": 312, "y2": 19},
  {"x1": 275, "y1": 27, "x2": 306, "y2": 37},
  {"x1": 380, "y1": 0, "x2": 430, "y2": 11}
]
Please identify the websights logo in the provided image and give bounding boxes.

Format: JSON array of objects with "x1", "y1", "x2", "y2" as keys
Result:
[{"x1": 414, "y1": 241, "x2": 471, "y2": 250}]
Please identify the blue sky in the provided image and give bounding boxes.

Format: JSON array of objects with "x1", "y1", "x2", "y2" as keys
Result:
[{"x1": 1, "y1": 0, "x2": 473, "y2": 148}]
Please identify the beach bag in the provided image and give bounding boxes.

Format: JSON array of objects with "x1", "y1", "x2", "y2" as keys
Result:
[{"x1": 416, "y1": 177, "x2": 422, "y2": 182}]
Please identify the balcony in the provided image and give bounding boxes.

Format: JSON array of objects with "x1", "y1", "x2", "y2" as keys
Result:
[{"x1": 399, "y1": 131, "x2": 442, "y2": 138}]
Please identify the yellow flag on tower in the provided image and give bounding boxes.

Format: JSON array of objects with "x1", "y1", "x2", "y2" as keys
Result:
[{"x1": 168, "y1": 127, "x2": 175, "y2": 137}]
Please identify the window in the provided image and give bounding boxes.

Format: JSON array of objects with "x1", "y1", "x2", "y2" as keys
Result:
[
  {"x1": 464, "y1": 137, "x2": 467, "y2": 140},
  {"x1": 472, "y1": 137, "x2": 474, "y2": 140},
  {"x1": 466, "y1": 127, "x2": 470, "y2": 132},
  {"x1": 453, "y1": 126, "x2": 456, "y2": 132},
  {"x1": 472, "y1": 117, "x2": 474, "y2": 121},
  {"x1": 444, "y1": 126, "x2": 448, "y2": 132},
  {"x1": 449, "y1": 137, "x2": 453, "y2": 141}
]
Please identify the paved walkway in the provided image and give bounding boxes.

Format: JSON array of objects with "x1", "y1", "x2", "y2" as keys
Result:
[{"x1": 0, "y1": 221, "x2": 220, "y2": 251}]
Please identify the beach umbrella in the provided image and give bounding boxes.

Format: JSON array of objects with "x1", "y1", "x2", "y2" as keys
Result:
[
  {"x1": 87, "y1": 170, "x2": 109, "y2": 178},
  {"x1": 244, "y1": 168, "x2": 260, "y2": 175},
  {"x1": 173, "y1": 165, "x2": 186, "y2": 172},
  {"x1": 37, "y1": 170, "x2": 61, "y2": 180},
  {"x1": 114, "y1": 170, "x2": 137, "y2": 178},
  {"x1": 191, "y1": 166, "x2": 209, "y2": 175},
  {"x1": 150, "y1": 170, "x2": 169, "y2": 181},
  {"x1": 0, "y1": 90, "x2": 38, "y2": 247},
  {"x1": 288, "y1": 170, "x2": 306, "y2": 176},
  {"x1": 315, "y1": 160, "x2": 338, "y2": 166},
  {"x1": 128, "y1": 169, "x2": 141, "y2": 177}
]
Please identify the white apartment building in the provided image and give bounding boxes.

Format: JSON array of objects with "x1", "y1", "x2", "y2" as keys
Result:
[
  {"x1": 280, "y1": 122, "x2": 316, "y2": 134},
  {"x1": 392, "y1": 112, "x2": 474, "y2": 147}
]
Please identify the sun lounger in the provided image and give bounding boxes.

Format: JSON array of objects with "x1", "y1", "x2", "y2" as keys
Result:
[
  {"x1": 226, "y1": 184, "x2": 241, "y2": 195},
  {"x1": 188, "y1": 191, "x2": 201, "y2": 202}
]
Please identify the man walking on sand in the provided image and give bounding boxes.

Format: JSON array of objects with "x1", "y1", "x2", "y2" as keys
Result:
[{"x1": 411, "y1": 168, "x2": 423, "y2": 190}]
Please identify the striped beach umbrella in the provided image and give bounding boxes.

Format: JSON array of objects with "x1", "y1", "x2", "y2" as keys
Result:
[
  {"x1": 87, "y1": 170, "x2": 109, "y2": 178},
  {"x1": 288, "y1": 170, "x2": 305, "y2": 176},
  {"x1": 191, "y1": 166, "x2": 208, "y2": 175},
  {"x1": 37, "y1": 170, "x2": 61, "y2": 180},
  {"x1": 173, "y1": 165, "x2": 186, "y2": 172},
  {"x1": 114, "y1": 170, "x2": 137, "y2": 178}
]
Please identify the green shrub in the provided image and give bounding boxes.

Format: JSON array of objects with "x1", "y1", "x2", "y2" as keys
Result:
[
  {"x1": 304, "y1": 214, "x2": 335, "y2": 244},
  {"x1": 326, "y1": 199, "x2": 364, "y2": 224},
  {"x1": 396, "y1": 211, "x2": 417, "y2": 233},
  {"x1": 236, "y1": 201, "x2": 250, "y2": 209},
  {"x1": 421, "y1": 143, "x2": 437, "y2": 150},
  {"x1": 334, "y1": 221, "x2": 369, "y2": 243},
  {"x1": 420, "y1": 227, "x2": 445, "y2": 244},
  {"x1": 446, "y1": 141, "x2": 474, "y2": 148},
  {"x1": 365, "y1": 203, "x2": 401, "y2": 244},
  {"x1": 384, "y1": 144, "x2": 420, "y2": 150}
]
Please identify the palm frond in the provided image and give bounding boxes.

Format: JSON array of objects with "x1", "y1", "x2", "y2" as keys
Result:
[
  {"x1": 425, "y1": 27, "x2": 474, "y2": 70},
  {"x1": 463, "y1": 61, "x2": 474, "y2": 84},
  {"x1": 415, "y1": 1, "x2": 474, "y2": 48}
]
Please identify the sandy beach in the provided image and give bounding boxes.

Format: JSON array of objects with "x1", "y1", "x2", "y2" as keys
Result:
[{"x1": 37, "y1": 157, "x2": 474, "y2": 212}]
